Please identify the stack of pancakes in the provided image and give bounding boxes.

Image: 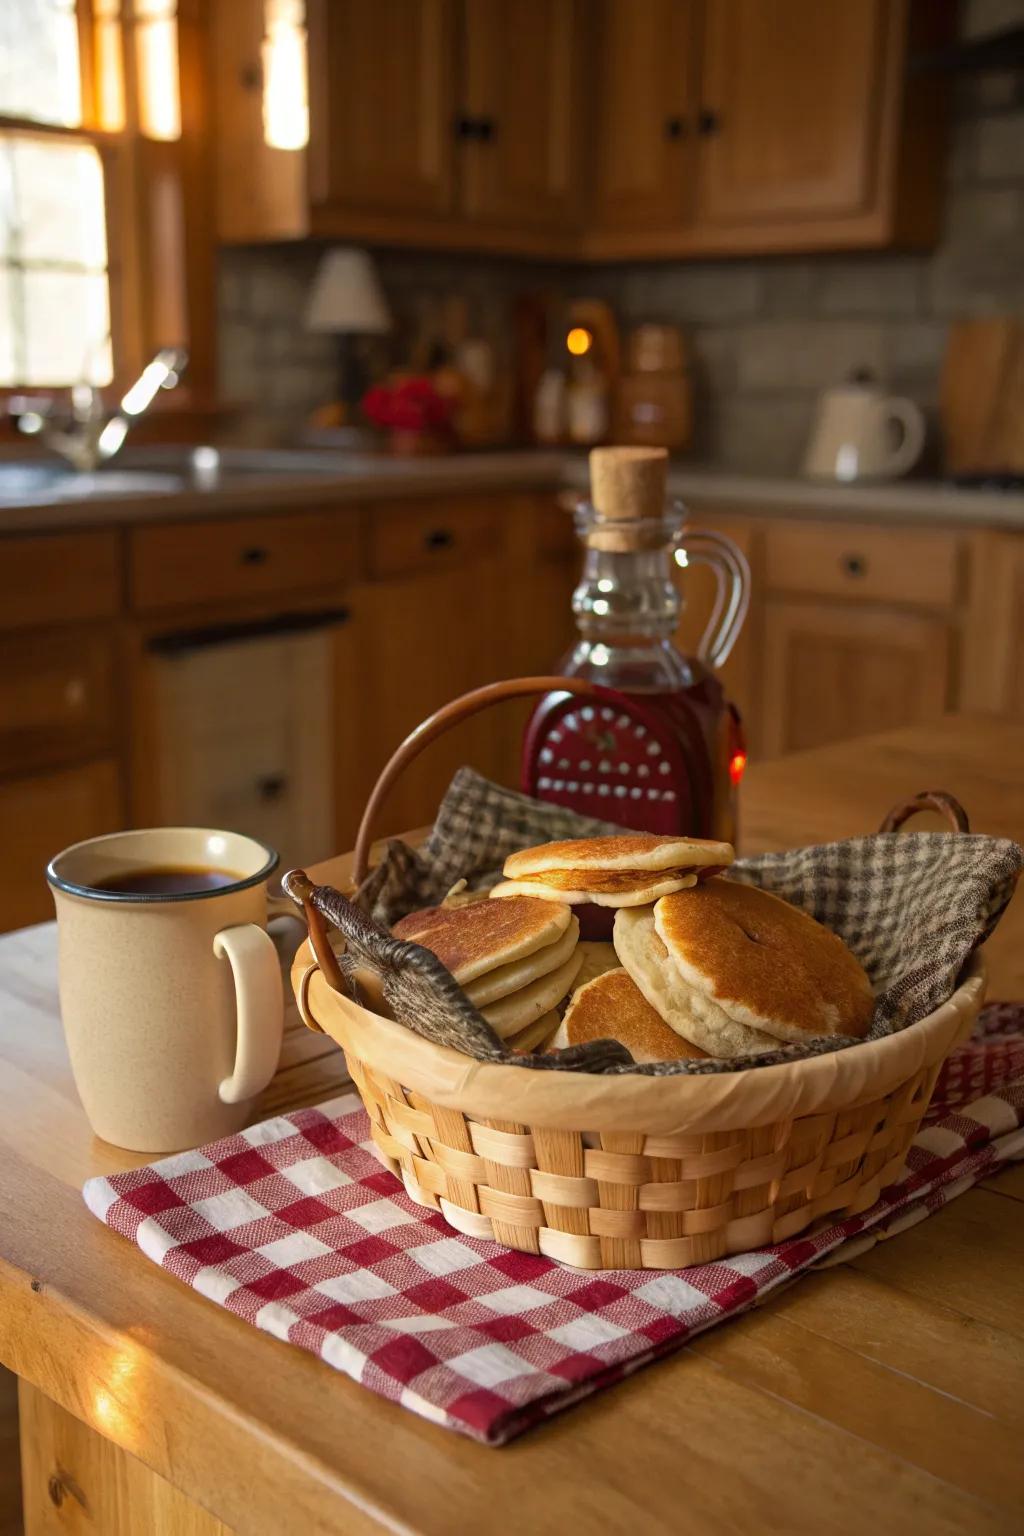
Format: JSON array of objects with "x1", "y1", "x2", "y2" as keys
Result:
[
  {"x1": 393, "y1": 894, "x2": 582, "y2": 1053},
  {"x1": 392, "y1": 832, "x2": 873, "y2": 1066}
]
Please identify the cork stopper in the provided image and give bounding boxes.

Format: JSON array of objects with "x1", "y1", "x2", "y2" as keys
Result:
[{"x1": 588, "y1": 446, "x2": 668, "y2": 551}]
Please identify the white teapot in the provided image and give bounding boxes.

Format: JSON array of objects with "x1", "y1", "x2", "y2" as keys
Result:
[{"x1": 803, "y1": 373, "x2": 926, "y2": 482}]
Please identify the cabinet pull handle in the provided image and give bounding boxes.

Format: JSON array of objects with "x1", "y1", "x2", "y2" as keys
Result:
[
  {"x1": 425, "y1": 528, "x2": 454, "y2": 551},
  {"x1": 453, "y1": 112, "x2": 476, "y2": 140},
  {"x1": 841, "y1": 553, "x2": 867, "y2": 578},
  {"x1": 696, "y1": 108, "x2": 721, "y2": 136},
  {"x1": 477, "y1": 116, "x2": 496, "y2": 143},
  {"x1": 665, "y1": 115, "x2": 687, "y2": 140},
  {"x1": 240, "y1": 546, "x2": 269, "y2": 566},
  {"x1": 257, "y1": 774, "x2": 288, "y2": 803}
]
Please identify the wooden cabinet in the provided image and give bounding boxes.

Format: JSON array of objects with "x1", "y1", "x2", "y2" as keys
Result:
[
  {"x1": 0, "y1": 530, "x2": 120, "y2": 631},
  {"x1": 0, "y1": 761, "x2": 122, "y2": 931},
  {"x1": 308, "y1": 0, "x2": 456, "y2": 221},
  {"x1": 760, "y1": 600, "x2": 952, "y2": 758},
  {"x1": 346, "y1": 559, "x2": 507, "y2": 838},
  {"x1": 213, "y1": 0, "x2": 949, "y2": 257},
  {"x1": 210, "y1": 0, "x2": 307, "y2": 243},
  {"x1": 961, "y1": 531, "x2": 1024, "y2": 721},
  {"x1": 129, "y1": 510, "x2": 359, "y2": 613},
  {"x1": 593, "y1": 0, "x2": 698, "y2": 231},
  {"x1": 460, "y1": 0, "x2": 582, "y2": 230},
  {"x1": 695, "y1": 0, "x2": 884, "y2": 228},
  {"x1": 0, "y1": 629, "x2": 116, "y2": 776}
]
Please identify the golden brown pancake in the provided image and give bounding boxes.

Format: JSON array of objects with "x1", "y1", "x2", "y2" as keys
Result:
[
  {"x1": 552, "y1": 968, "x2": 709, "y2": 1064},
  {"x1": 507, "y1": 1009, "x2": 561, "y2": 1054},
  {"x1": 464, "y1": 917, "x2": 580, "y2": 1008},
  {"x1": 613, "y1": 905, "x2": 779, "y2": 1058},
  {"x1": 481, "y1": 951, "x2": 584, "y2": 1039},
  {"x1": 491, "y1": 870, "x2": 697, "y2": 907},
  {"x1": 392, "y1": 895, "x2": 570, "y2": 985},
  {"x1": 494, "y1": 833, "x2": 732, "y2": 908},
  {"x1": 504, "y1": 834, "x2": 734, "y2": 876},
  {"x1": 654, "y1": 879, "x2": 874, "y2": 1046},
  {"x1": 573, "y1": 941, "x2": 620, "y2": 989}
]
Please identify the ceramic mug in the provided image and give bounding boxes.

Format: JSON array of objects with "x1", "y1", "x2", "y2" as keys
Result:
[{"x1": 47, "y1": 827, "x2": 285, "y2": 1152}]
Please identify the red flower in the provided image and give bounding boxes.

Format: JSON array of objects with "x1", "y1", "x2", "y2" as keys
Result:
[{"x1": 361, "y1": 376, "x2": 454, "y2": 432}]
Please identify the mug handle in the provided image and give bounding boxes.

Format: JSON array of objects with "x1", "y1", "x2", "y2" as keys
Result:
[{"x1": 213, "y1": 924, "x2": 284, "y2": 1105}]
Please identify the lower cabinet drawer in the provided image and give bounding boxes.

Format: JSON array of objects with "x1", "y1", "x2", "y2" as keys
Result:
[
  {"x1": 0, "y1": 759, "x2": 122, "y2": 932},
  {"x1": 764, "y1": 521, "x2": 961, "y2": 608},
  {"x1": 0, "y1": 629, "x2": 116, "y2": 774},
  {"x1": 367, "y1": 498, "x2": 499, "y2": 579},
  {"x1": 129, "y1": 510, "x2": 359, "y2": 612}
]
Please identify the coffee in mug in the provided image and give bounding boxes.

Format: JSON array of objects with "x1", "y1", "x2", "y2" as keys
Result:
[{"x1": 48, "y1": 827, "x2": 285, "y2": 1152}]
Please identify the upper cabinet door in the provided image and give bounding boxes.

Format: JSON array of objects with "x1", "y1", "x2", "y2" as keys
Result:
[
  {"x1": 308, "y1": 0, "x2": 456, "y2": 218},
  {"x1": 696, "y1": 0, "x2": 884, "y2": 226},
  {"x1": 460, "y1": 0, "x2": 583, "y2": 230},
  {"x1": 593, "y1": 0, "x2": 699, "y2": 231}
]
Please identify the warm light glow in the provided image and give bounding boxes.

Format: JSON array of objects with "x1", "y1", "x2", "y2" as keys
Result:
[
  {"x1": 134, "y1": 0, "x2": 180, "y2": 141},
  {"x1": 91, "y1": 1346, "x2": 141, "y2": 1446},
  {"x1": 729, "y1": 750, "x2": 748, "y2": 786},
  {"x1": 567, "y1": 326, "x2": 592, "y2": 357},
  {"x1": 93, "y1": 0, "x2": 126, "y2": 131},
  {"x1": 262, "y1": 0, "x2": 308, "y2": 150}
]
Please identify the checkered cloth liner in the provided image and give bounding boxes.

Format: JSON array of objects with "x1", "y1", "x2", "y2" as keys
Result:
[
  {"x1": 84, "y1": 1005, "x2": 1024, "y2": 1446},
  {"x1": 354, "y1": 767, "x2": 1023, "y2": 1074}
]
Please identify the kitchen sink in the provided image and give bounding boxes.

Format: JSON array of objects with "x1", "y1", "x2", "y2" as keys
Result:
[{"x1": 0, "y1": 446, "x2": 364, "y2": 506}]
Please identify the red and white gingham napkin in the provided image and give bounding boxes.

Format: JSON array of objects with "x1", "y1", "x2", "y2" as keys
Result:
[{"x1": 84, "y1": 1005, "x2": 1024, "y2": 1446}]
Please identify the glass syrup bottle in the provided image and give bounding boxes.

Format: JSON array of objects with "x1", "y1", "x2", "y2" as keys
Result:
[{"x1": 522, "y1": 447, "x2": 750, "y2": 843}]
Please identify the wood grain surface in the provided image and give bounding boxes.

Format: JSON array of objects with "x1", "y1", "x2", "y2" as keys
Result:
[{"x1": 0, "y1": 715, "x2": 1021, "y2": 1535}]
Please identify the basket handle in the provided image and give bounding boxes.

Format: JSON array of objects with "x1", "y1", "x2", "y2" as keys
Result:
[
  {"x1": 352, "y1": 676, "x2": 612, "y2": 885},
  {"x1": 879, "y1": 790, "x2": 970, "y2": 835}
]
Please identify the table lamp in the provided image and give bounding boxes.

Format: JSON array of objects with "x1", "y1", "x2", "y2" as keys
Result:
[{"x1": 305, "y1": 248, "x2": 392, "y2": 423}]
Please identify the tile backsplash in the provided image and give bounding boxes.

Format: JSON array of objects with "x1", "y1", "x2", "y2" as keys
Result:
[{"x1": 218, "y1": 0, "x2": 1024, "y2": 475}]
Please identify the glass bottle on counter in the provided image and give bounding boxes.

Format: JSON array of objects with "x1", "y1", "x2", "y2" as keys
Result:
[{"x1": 522, "y1": 447, "x2": 750, "y2": 844}]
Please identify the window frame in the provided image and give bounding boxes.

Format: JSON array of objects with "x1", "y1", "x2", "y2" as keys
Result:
[{"x1": 0, "y1": 0, "x2": 214, "y2": 409}]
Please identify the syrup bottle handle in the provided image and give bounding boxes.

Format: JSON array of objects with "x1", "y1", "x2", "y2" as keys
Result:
[{"x1": 676, "y1": 528, "x2": 751, "y2": 670}]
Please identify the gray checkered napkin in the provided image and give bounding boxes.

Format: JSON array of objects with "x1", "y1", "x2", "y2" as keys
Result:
[{"x1": 342, "y1": 767, "x2": 1023, "y2": 1076}]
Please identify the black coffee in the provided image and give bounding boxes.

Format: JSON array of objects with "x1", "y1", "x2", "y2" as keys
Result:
[{"x1": 94, "y1": 865, "x2": 243, "y2": 896}]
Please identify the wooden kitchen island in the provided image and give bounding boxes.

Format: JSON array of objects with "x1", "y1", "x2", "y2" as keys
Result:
[{"x1": 0, "y1": 716, "x2": 1022, "y2": 1535}]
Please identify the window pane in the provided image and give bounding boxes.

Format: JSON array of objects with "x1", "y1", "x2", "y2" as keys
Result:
[
  {"x1": 22, "y1": 269, "x2": 112, "y2": 386},
  {"x1": 12, "y1": 138, "x2": 108, "y2": 268},
  {"x1": 0, "y1": 0, "x2": 82, "y2": 127},
  {"x1": 134, "y1": 0, "x2": 180, "y2": 141},
  {"x1": 0, "y1": 267, "x2": 16, "y2": 385}
]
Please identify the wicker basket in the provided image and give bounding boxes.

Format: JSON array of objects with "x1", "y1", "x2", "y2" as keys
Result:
[{"x1": 288, "y1": 682, "x2": 986, "y2": 1270}]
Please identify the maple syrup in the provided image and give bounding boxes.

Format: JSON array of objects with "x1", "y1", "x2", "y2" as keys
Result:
[{"x1": 523, "y1": 447, "x2": 749, "y2": 843}]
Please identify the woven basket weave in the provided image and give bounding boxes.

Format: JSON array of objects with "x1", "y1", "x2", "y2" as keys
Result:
[
  {"x1": 292, "y1": 950, "x2": 983, "y2": 1270},
  {"x1": 289, "y1": 683, "x2": 985, "y2": 1270}
]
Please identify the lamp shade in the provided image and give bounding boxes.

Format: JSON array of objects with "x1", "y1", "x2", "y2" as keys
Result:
[{"x1": 304, "y1": 248, "x2": 392, "y2": 335}]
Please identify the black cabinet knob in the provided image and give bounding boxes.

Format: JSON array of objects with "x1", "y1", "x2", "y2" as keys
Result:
[
  {"x1": 425, "y1": 528, "x2": 454, "y2": 551},
  {"x1": 453, "y1": 114, "x2": 496, "y2": 143},
  {"x1": 841, "y1": 553, "x2": 867, "y2": 578},
  {"x1": 697, "y1": 108, "x2": 721, "y2": 136},
  {"x1": 240, "y1": 546, "x2": 269, "y2": 566},
  {"x1": 257, "y1": 774, "x2": 287, "y2": 803},
  {"x1": 665, "y1": 115, "x2": 687, "y2": 140}
]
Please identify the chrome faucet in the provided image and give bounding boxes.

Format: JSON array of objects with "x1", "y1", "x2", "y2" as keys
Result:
[{"x1": 9, "y1": 348, "x2": 189, "y2": 473}]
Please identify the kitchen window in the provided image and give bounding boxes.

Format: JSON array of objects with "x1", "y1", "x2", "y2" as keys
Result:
[{"x1": 0, "y1": 0, "x2": 200, "y2": 395}]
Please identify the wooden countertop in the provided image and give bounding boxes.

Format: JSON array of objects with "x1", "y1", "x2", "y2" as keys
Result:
[
  {"x1": 0, "y1": 715, "x2": 1021, "y2": 1534},
  {"x1": 1, "y1": 447, "x2": 1023, "y2": 534}
]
